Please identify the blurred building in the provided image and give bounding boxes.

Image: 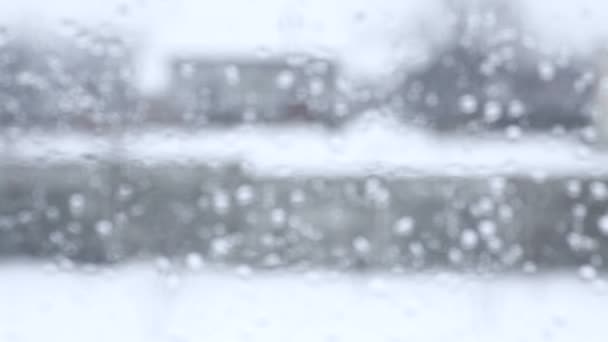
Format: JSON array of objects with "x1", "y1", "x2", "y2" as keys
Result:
[{"x1": 154, "y1": 55, "x2": 338, "y2": 126}]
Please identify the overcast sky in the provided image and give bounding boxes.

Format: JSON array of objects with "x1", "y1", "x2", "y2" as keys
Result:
[{"x1": 2, "y1": 0, "x2": 608, "y2": 91}]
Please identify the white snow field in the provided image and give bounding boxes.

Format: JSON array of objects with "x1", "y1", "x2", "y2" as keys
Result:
[
  {"x1": 3, "y1": 119, "x2": 608, "y2": 177},
  {"x1": 0, "y1": 262, "x2": 607, "y2": 342}
]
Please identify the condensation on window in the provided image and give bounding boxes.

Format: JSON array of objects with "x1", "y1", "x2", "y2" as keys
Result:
[{"x1": 1, "y1": 0, "x2": 608, "y2": 341}]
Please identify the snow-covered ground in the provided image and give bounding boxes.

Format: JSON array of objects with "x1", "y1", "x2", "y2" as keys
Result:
[
  {"x1": 3, "y1": 120, "x2": 608, "y2": 177},
  {"x1": 0, "y1": 262, "x2": 607, "y2": 342}
]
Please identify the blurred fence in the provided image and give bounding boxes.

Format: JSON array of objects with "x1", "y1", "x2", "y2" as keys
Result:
[{"x1": 1, "y1": 155, "x2": 607, "y2": 271}]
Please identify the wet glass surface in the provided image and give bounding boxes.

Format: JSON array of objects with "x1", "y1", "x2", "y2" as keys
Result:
[{"x1": 2, "y1": 0, "x2": 608, "y2": 341}]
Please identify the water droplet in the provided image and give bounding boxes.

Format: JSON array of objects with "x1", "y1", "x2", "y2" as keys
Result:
[
  {"x1": 581, "y1": 127, "x2": 598, "y2": 144},
  {"x1": 275, "y1": 70, "x2": 295, "y2": 89},
  {"x1": 393, "y1": 216, "x2": 415, "y2": 236},
  {"x1": 598, "y1": 214, "x2": 608, "y2": 236},
  {"x1": 483, "y1": 101, "x2": 502, "y2": 123},
  {"x1": 57, "y1": 258, "x2": 75, "y2": 271},
  {"x1": 224, "y1": 65, "x2": 240, "y2": 86},
  {"x1": 236, "y1": 265, "x2": 252, "y2": 277},
  {"x1": 179, "y1": 63, "x2": 195, "y2": 79},
  {"x1": 235, "y1": 185, "x2": 254, "y2": 206},
  {"x1": 522, "y1": 261, "x2": 537, "y2": 274},
  {"x1": 0, "y1": 216, "x2": 15, "y2": 232},
  {"x1": 590, "y1": 182, "x2": 608, "y2": 201},
  {"x1": 578, "y1": 265, "x2": 597, "y2": 281},
  {"x1": 448, "y1": 248, "x2": 463, "y2": 264},
  {"x1": 263, "y1": 253, "x2": 282, "y2": 267},
  {"x1": 67, "y1": 222, "x2": 82, "y2": 235},
  {"x1": 365, "y1": 178, "x2": 390, "y2": 205},
  {"x1": 566, "y1": 180, "x2": 582, "y2": 198},
  {"x1": 17, "y1": 211, "x2": 33, "y2": 225},
  {"x1": 353, "y1": 236, "x2": 371, "y2": 254},
  {"x1": 155, "y1": 256, "x2": 172, "y2": 273},
  {"x1": 409, "y1": 242, "x2": 425, "y2": 258},
  {"x1": 567, "y1": 232, "x2": 596, "y2": 252},
  {"x1": 486, "y1": 237, "x2": 503, "y2": 252},
  {"x1": 45, "y1": 206, "x2": 61, "y2": 222},
  {"x1": 211, "y1": 237, "x2": 231, "y2": 257},
  {"x1": 478, "y1": 220, "x2": 497, "y2": 238},
  {"x1": 271, "y1": 208, "x2": 287, "y2": 226},
  {"x1": 507, "y1": 99, "x2": 525, "y2": 118},
  {"x1": 425, "y1": 93, "x2": 439, "y2": 107},
  {"x1": 458, "y1": 94, "x2": 478, "y2": 114},
  {"x1": 290, "y1": 189, "x2": 306, "y2": 205},
  {"x1": 117, "y1": 184, "x2": 133, "y2": 201},
  {"x1": 502, "y1": 245, "x2": 523, "y2": 266},
  {"x1": 49, "y1": 231, "x2": 65, "y2": 245},
  {"x1": 505, "y1": 125, "x2": 522, "y2": 140},
  {"x1": 498, "y1": 204, "x2": 514, "y2": 222},
  {"x1": 538, "y1": 61, "x2": 555, "y2": 81},
  {"x1": 213, "y1": 191, "x2": 231, "y2": 214},
  {"x1": 460, "y1": 229, "x2": 479, "y2": 250},
  {"x1": 69, "y1": 193, "x2": 86, "y2": 217},
  {"x1": 572, "y1": 204, "x2": 587, "y2": 219},
  {"x1": 309, "y1": 77, "x2": 325, "y2": 96},
  {"x1": 489, "y1": 177, "x2": 506, "y2": 196},
  {"x1": 185, "y1": 252, "x2": 204, "y2": 271},
  {"x1": 471, "y1": 196, "x2": 494, "y2": 217},
  {"x1": 95, "y1": 220, "x2": 113, "y2": 236}
]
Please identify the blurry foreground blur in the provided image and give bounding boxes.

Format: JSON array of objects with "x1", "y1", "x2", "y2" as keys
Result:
[{"x1": 2, "y1": 0, "x2": 608, "y2": 341}]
